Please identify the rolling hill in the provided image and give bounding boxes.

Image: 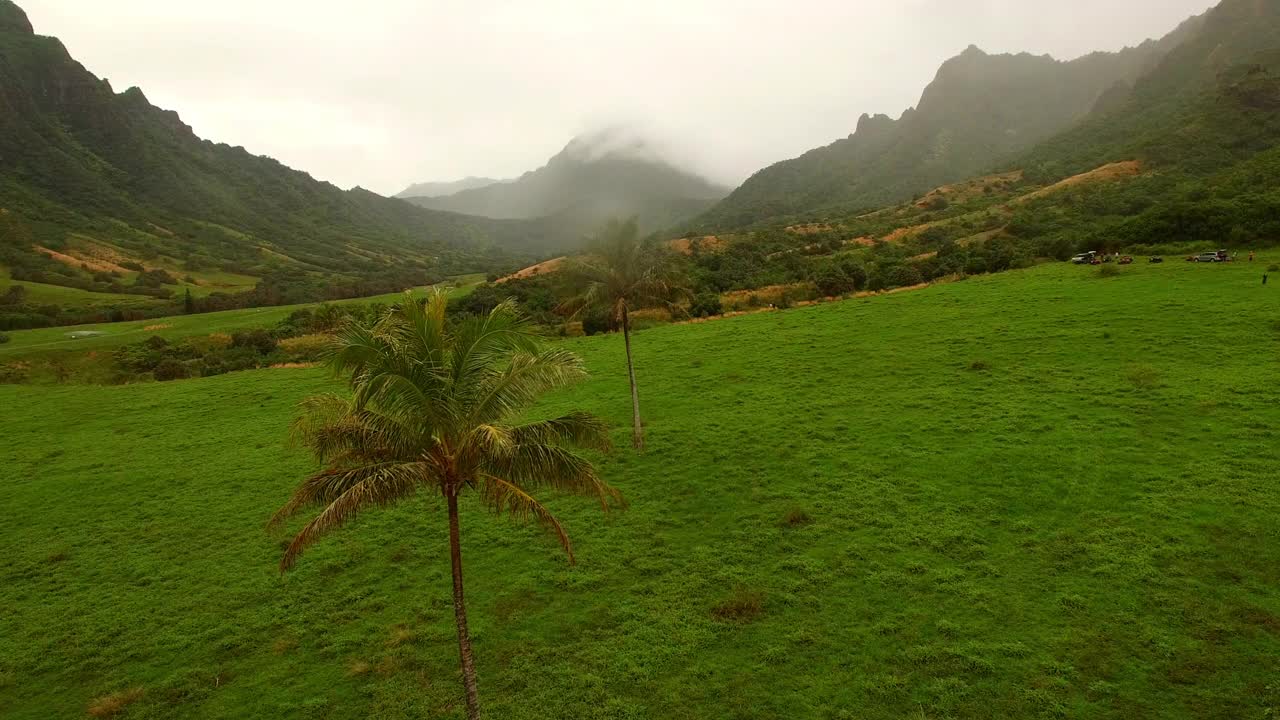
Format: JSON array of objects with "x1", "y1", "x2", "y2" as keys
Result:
[{"x1": 395, "y1": 177, "x2": 509, "y2": 199}]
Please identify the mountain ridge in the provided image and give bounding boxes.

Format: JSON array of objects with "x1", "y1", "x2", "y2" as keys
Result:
[
  {"x1": 0, "y1": 0, "x2": 545, "y2": 302},
  {"x1": 688, "y1": 10, "x2": 1209, "y2": 231}
]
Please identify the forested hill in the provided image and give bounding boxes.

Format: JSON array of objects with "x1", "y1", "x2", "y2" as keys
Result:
[
  {"x1": 403, "y1": 128, "x2": 730, "y2": 251},
  {"x1": 1018, "y1": 0, "x2": 1280, "y2": 180},
  {"x1": 688, "y1": 10, "x2": 1207, "y2": 231},
  {"x1": 0, "y1": 0, "x2": 548, "y2": 293}
]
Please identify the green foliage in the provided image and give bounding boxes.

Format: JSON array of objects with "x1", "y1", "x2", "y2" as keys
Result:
[
  {"x1": 687, "y1": 292, "x2": 723, "y2": 318},
  {"x1": 0, "y1": 331, "x2": 9, "y2": 344}
]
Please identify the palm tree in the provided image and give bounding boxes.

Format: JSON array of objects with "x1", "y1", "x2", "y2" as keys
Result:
[
  {"x1": 269, "y1": 289, "x2": 621, "y2": 720},
  {"x1": 561, "y1": 218, "x2": 684, "y2": 451}
]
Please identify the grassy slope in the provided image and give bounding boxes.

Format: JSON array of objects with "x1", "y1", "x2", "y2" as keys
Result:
[
  {"x1": 0, "y1": 275, "x2": 484, "y2": 357},
  {"x1": 2, "y1": 261, "x2": 1279, "y2": 719}
]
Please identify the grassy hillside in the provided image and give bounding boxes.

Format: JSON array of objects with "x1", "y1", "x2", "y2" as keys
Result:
[
  {"x1": 3, "y1": 260, "x2": 1278, "y2": 719},
  {"x1": 0, "y1": 275, "x2": 484, "y2": 358},
  {"x1": 0, "y1": 1, "x2": 540, "y2": 301}
]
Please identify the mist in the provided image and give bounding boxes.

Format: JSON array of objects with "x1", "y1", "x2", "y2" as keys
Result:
[{"x1": 20, "y1": 0, "x2": 1216, "y2": 194}]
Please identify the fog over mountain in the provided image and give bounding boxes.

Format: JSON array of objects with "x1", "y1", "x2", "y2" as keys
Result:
[{"x1": 17, "y1": 0, "x2": 1214, "y2": 196}]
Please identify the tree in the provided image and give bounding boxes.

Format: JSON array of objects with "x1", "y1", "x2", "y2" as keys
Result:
[
  {"x1": 183, "y1": 288, "x2": 195, "y2": 314},
  {"x1": 269, "y1": 289, "x2": 621, "y2": 720},
  {"x1": 561, "y1": 218, "x2": 685, "y2": 451}
]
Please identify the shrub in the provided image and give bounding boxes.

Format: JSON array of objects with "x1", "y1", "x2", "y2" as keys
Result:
[
  {"x1": 153, "y1": 359, "x2": 190, "y2": 382},
  {"x1": 782, "y1": 508, "x2": 813, "y2": 527},
  {"x1": 231, "y1": 328, "x2": 277, "y2": 355},
  {"x1": 711, "y1": 586, "x2": 764, "y2": 622},
  {"x1": 814, "y1": 266, "x2": 856, "y2": 297},
  {"x1": 581, "y1": 308, "x2": 614, "y2": 337},
  {"x1": 87, "y1": 687, "x2": 145, "y2": 718},
  {"x1": 1127, "y1": 364, "x2": 1161, "y2": 390},
  {"x1": 969, "y1": 360, "x2": 991, "y2": 371},
  {"x1": 1097, "y1": 264, "x2": 1122, "y2": 278},
  {"x1": 1269, "y1": 264, "x2": 1279, "y2": 272},
  {"x1": 0, "y1": 332, "x2": 9, "y2": 345},
  {"x1": 278, "y1": 333, "x2": 335, "y2": 361},
  {"x1": 688, "y1": 293, "x2": 723, "y2": 318}
]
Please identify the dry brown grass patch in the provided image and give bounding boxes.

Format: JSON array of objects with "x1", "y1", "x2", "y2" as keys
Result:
[
  {"x1": 142, "y1": 324, "x2": 172, "y2": 331},
  {"x1": 497, "y1": 256, "x2": 566, "y2": 283},
  {"x1": 712, "y1": 586, "x2": 765, "y2": 622},
  {"x1": 87, "y1": 687, "x2": 145, "y2": 718}
]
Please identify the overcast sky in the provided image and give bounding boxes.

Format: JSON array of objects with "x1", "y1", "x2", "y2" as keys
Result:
[{"x1": 22, "y1": 0, "x2": 1214, "y2": 195}]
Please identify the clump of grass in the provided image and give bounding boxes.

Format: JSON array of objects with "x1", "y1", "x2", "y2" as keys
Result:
[
  {"x1": 271, "y1": 637, "x2": 298, "y2": 655},
  {"x1": 782, "y1": 507, "x2": 813, "y2": 527},
  {"x1": 1097, "y1": 264, "x2": 1121, "y2": 278},
  {"x1": 347, "y1": 659, "x2": 373, "y2": 677},
  {"x1": 1268, "y1": 263, "x2": 1279, "y2": 272},
  {"x1": 711, "y1": 586, "x2": 764, "y2": 622},
  {"x1": 87, "y1": 687, "x2": 145, "y2": 718},
  {"x1": 1127, "y1": 364, "x2": 1161, "y2": 390},
  {"x1": 968, "y1": 360, "x2": 991, "y2": 371}
]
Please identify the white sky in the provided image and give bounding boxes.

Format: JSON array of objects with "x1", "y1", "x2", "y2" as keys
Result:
[{"x1": 21, "y1": 0, "x2": 1214, "y2": 195}]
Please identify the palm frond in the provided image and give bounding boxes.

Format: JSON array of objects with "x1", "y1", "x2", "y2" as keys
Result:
[
  {"x1": 478, "y1": 474, "x2": 575, "y2": 563},
  {"x1": 466, "y1": 348, "x2": 587, "y2": 425},
  {"x1": 274, "y1": 462, "x2": 428, "y2": 571},
  {"x1": 511, "y1": 412, "x2": 612, "y2": 453},
  {"x1": 485, "y1": 442, "x2": 624, "y2": 511}
]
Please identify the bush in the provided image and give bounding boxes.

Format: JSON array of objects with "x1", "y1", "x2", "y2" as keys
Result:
[
  {"x1": 712, "y1": 586, "x2": 764, "y2": 622},
  {"x1": 153, "y1": 359, "x2": 190, "y2": 381},
  {"x1": 1097, "y1": 264, "x2": 1122, "y2": 278},
  {"x1": 814, "y1": 266, "x2": 856, "y2": 297},
  {"x1": 1268, "y1": 264, "x2": 1279, "y2": 272},
  {"x1": 1127, "y1": 364, "x2": 1161, "y2": 390},
  {"x1": 0, "y1": 332, "x2": 9, "y2": 345},
  {"x1": 278, "y1": 333, "x2": 334, "y2": 361},
  {"x1": 688, "y1": 293, "x2": 723, "y2": 318},
  {"x1": 581, "y1": 308, "x2": 614, "y2": 337},
  {"x1": 231, "y1": 328, "x2": 277, "y2": 355},
  {"x1": 782, "y1": 508, "x2": 813, "y2": 527}
]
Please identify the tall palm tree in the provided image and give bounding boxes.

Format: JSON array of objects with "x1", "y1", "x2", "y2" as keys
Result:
[
  {"x1": 269, "y1": 289, "x2": 621, "y2": 720},
  {"x1": 561, "y1": 218, "x2": 684, "y2": 451}
]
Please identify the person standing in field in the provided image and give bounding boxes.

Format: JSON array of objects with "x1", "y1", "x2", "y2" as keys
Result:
[{"x1": 1249, "y1": 251, "x2": 1255, "y2": 262}]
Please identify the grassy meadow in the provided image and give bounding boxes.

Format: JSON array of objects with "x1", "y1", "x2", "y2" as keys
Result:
[
  {"x1": 0, "y1": 275, "x2": 485, "y2": 359},
  {"x1": 2, "y1": 260, "x2": 1278, "y2": 719}
]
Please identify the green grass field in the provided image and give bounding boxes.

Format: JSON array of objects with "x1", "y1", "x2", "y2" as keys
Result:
[
  {"x1": 2, "y1": 261, "x2": 1278, "y2": 719},
  {"x1": 0, "y1": 275, "x2": 485, "y2": 359}
]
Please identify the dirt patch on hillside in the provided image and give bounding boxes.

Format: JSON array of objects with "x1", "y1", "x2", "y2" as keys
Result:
[
  {"x1": 269, "y1": 362, "x2": 320, "y2": 370},
  {"x1": 786, "y1": 223, "x2": 837, "y2": 235},
  {"x1": 915, "y1": 171, "x2": 1023, "y2": 208},
  {"x1": 35, "y1": 246, "x2": 129, "y2": 274},
  {"x1": 668, "y1": 236, "x2": 729, "y2": 255},
  {"x1": 143, "y1": 324, "x2": 172, "y2": 331},
  {"x1": 497, "y1": 256, "x2": 566, "y2": 283},
  {"x1": 1014, "y1": 161, "x2": 1142, "y2": 204}
]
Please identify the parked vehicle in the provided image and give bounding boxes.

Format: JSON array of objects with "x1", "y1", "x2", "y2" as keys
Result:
[
  {"x1": 1196, "y1": 252, "x2": 1221, "y2": 263},
  {"x1": 1149, "y1": 256, "x2": 1164, "y2": 263},
  {"x1": 1071, "y1": 251, "x2": 1097, "y2": 265},
  {"x1": 1119, "y1": 256, "x2": 1134, "y2": 265}
]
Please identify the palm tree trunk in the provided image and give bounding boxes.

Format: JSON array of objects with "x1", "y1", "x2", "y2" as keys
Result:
[
  {"x1": 447, "y1": 491, "x2": 481, "y2": 719},
  {"x1": 621, "y1": 307, "x2": 644, "y2": 451}
]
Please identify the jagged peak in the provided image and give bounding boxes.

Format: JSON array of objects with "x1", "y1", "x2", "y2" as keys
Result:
[{"x1": 0, "y1": 0, "x2": 34, "y2": 34}]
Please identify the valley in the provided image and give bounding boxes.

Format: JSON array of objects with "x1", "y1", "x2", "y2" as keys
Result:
[{"x1": 3, "y1": 0, "x2": 1280, "y2": 717}]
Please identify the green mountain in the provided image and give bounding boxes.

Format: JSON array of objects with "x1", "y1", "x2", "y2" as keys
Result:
[
  {"x1": 690, "y1": 13, "x2": 1207, "y2": 231},
  {"x1": 403, "y1": 128, "x2": 730, "y2": 248},
  {"x1": 0, "y1": 0, "x2": 545, "y2": 299},
  {"x1": 395, "y1": 176, "x2": 509, "y2": 199}
]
